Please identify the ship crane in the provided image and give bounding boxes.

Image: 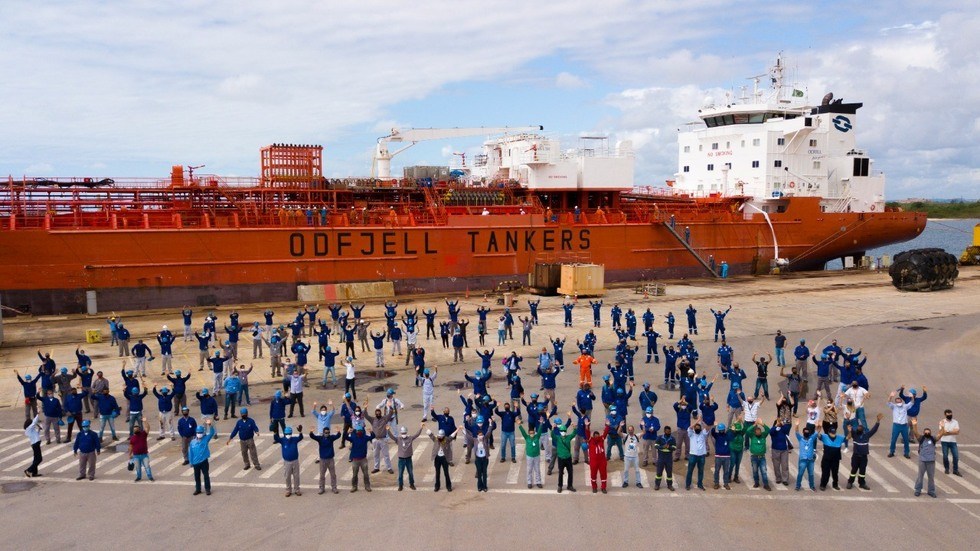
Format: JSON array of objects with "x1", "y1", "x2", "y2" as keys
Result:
[{"x1": 372, "y1": 125, "x2": 543, "y2": 178}]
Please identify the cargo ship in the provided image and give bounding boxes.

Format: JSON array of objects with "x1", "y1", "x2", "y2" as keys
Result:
[{"x1": 0, "y1": 59, "x2": 925, "y2": 315}]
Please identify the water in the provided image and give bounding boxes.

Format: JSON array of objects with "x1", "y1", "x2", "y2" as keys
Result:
[{"x1": 826, "y1": 218, "x2": 978, "y2": 270}]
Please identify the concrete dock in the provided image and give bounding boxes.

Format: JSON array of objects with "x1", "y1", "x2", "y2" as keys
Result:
[{"x1": 2, "y1": 267, "x2": 979, "y2": 548}]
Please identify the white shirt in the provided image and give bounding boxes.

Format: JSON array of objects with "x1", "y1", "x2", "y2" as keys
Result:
[
  {"x1": 289, "y1": 373, "x2": 304, "y2": 394},
  {"x1": 406, "y1": 330, "x2": 418, "y2": 346},
  {"x1": 742, "y1": 401, "x2": 762, "y2": 422},
  {"x1": 25, "y1": 415, "x2": 41, "y2": 445},
  {"x1": 888, "y1": 400, "x2": 912, "y2": 424},
  {"x1": 624, "y1": 434, "x2": 640, "y2": 458},
  {"x1": 940, "y1": 418, "x2": 959, "y2": 443},
  {"x1": 845, "y1": 387, "x2": 869, "y2": 407},
  {"x1": 344, "y1": 361, "x2": 356, "y2": 380}
]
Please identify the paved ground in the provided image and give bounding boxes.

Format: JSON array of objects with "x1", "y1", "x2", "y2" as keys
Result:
[{"x1": 2, "y1": 268, "x2": 980, "y2": 548}]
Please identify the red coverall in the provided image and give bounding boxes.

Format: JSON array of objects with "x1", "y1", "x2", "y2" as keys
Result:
[{"x1": 588, "y1": 425, "x2": 610, "y2": 491}]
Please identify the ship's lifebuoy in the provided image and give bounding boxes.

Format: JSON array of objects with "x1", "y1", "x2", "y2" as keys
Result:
[
  {"x1": 870, "y1": 204, "x2": 876, "y2": 211},
  {"x1": 788, "y1": 181, "x2": 796, "y2": 188}
]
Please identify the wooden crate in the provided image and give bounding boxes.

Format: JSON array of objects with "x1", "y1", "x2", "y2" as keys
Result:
[{"x1": 557, "y1": 264, "x2": 605, "y2": 297}]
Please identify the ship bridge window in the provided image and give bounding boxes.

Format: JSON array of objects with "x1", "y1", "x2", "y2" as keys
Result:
[
  {"x1": 683, "y1": 165, "x2": 690, "y2": 173},
  {"x1": 809, "y1": 139, "x2": 818, "y2": 147},
  {"x1": 774, "y1": 160, "x2": 782, "y2": 168},
  {"x1": 749, "y1": 113, "x2": 765, "y2": 123},
  {"x1": 712, "y1": 142, "x2": 719, "y2": 150},
  {"x1": 684, "y1": 145, "x2": 690, "y2": 153},
  {"x1": 707, "y1": 164, "x2": 714, "y2": 171},
  {"x1": 853, "y1": 158, "x2": 870, "y2": 177},
  {"x1": 705, "y1": 118, "x2": 717, "y2": 128},
  {"x1": 734, "y1": 114, "x2": 749, "y2": 124},
  {"x1": 723, "y1": 115, "x2": 734, "y2": 125},
  {"x1": 752, "y1": 160, "x2": 760, "y2": 168},
  {"x1": 752, "y1": 138, "x2": 761, "y2": 146},
  {"x1": 777, "y1": 138, "x2": 785, "y2": 146}
]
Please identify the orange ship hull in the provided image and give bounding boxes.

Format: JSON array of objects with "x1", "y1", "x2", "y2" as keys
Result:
[{"x1": 0, "y1": 196, "x2": 925, "y2": 314}]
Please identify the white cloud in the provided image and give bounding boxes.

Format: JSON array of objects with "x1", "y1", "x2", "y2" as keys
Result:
[
  {"x1": 555, "y1": 72, "x2": 587, "y2": 89},
  {"x1": 23, "y1": 163, "x2": 54, "y2": 175}
]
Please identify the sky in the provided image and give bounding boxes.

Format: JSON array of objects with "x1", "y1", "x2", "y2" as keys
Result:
[{"x1": 1, "y1": 1, "x2": 977, "y2": 199}]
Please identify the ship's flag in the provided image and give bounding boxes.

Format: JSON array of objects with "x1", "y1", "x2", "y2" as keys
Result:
[{"x1": 792, "y1": 89, "x2": 804, "y2": 97}]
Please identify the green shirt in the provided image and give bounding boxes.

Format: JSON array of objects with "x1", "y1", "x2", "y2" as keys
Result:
[
  {"x1": 727, "y1": 422, "x2": 746, "y2": 452},
  {"x1": 519, "y1": 425, "x2": 541, "y2": 458},
  {"x1": 553, "y1": 425, "x2": 577, "y2": 459},
  {"x1": 747, "y1": 424, "x2": 770, "y2": 456}
]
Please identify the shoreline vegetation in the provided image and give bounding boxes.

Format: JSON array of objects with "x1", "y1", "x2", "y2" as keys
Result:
[{"x1": 887, "y1": 200, "x2": 980, "y2": 219}]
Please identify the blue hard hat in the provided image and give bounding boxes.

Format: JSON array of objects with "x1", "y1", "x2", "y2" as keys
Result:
[
  {"x1": 602, "y1": 375, "x2": 610, "y2": 381},
  {"x1": 610, "y1": 406, "x2": 618, "y2": 412},
  {"x1": 845, "y1": 347, "x2": 853, "y2": 353},
  {"x1": 161, "y1": 387, "x2": 170, "y2": 393},
  {"x1": 800, "y1": 339, "x2": 806, "y2": 344},
  {"x1": 275, "y1": 390, "x2": 283, "y2": 398},
  {"x1": 616, "y1": 388, "x2": 624, "y2": 394},
  {"x1": 530, "y1": 393, "x2": 538, "y2": 399},
  {"x1": 201, "y1": 388, "x2": 209, "y2": 395},
  {"x1": 732, "y1": 382, "x2": 741, "y2": 389},
  {"x1": 61, "y1": 367, "x2": 68, "y2": 374},
  {"x1": 25, "y1": 375, "x2": 32, "y2": 381},
  {"x1": 552, "y1": 417, "x2": 562, "y2": 425},
  {"x1": 821, "y1": 353, "x2": 828, "y2": 360},
  {"x1": 126, "y1": 370, "x2": 134, "y2": 375},
  {"x1": 175, "y1": 370, "x2": 181, "y2": 376},
  {"x1": 240, "y1": 407, "x2": 248, "y2": 415},
  {"x1": 643, "y1": 382, "x2": 650, "y2": 388},
  {"x1": 344, "y1": 392, "x2": 352, "y2": 399},
  {"x1": 81, "y1": 420, "x2": 91, "y2": 427},
  {"x1": 645, "y1": 406, "x2": 653, "y2": 414},
  {"x1": 717, "y1": 424, "x2": 726, "y2": 431},
  {"x1": 196, "y1": 426, "x2": 205, "y2": 434},
  {"x1": 284, "y1": 426, "x2": 293, "y2": 435},
  {"x1": 476, "y1": 416, "x2": 485, "y2": 424},
  {"x1": 909, "y1": 388, "x2": 917, "y2": 396},
  {"x1": 423, "y1": 369, "x2": 430, "y2": 375},
  {"x1": 387, "y1": 389, "x2": 395, "y2": 396}
]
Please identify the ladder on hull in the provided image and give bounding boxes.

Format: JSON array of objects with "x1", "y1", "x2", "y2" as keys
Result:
[{"x1": 661, "y1": 221, "x2": 720, "y2": 278}]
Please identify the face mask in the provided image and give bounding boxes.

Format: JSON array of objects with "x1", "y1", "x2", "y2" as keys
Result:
[
  {"x1": 645, "y1": 413, "x2": 652, "y2": 418},
  {"x1": 196, "y1": 434, "x2": 203, "y2": 440},
  {"x1": 946, "y1": 415, "x2": 953, "y2": 420}
]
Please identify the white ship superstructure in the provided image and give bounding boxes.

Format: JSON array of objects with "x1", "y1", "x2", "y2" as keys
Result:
[
  {"x1": 471, "y1": 134, "x2": 634, "y2": 191},
  {"x1": 674, "y1": 56, "x2": 885, "y2": 214}
]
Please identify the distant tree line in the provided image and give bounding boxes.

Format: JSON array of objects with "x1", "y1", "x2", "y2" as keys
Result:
[{"x1": 887, "y1": 200, "x2": 980, "y2": 218}]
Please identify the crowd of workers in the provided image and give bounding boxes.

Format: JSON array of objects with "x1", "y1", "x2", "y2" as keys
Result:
[{"x1": 15, "y1": 298, "x2": 962, "y2": 499}]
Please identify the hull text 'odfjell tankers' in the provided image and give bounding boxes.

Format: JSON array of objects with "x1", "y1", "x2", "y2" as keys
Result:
[{"x1": 0, "y1": 59, "x2": 925, "y2": 314}]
